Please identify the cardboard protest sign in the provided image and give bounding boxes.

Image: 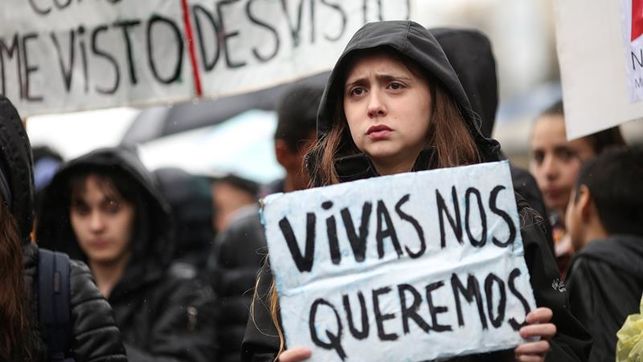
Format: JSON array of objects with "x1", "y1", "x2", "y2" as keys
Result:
[
  {"x1": 555, "y1": 0, "x2": 643, "y2": 139},
  {"x1": 263, "y1": 161, "x2": 536, "y2": 361},
  {"x1": 0, "y1": 0, "x2": 412, "y2": 116}
]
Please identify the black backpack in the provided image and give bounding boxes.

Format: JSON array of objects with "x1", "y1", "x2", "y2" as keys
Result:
[{"x1": 38, "y1": 248, "x2": 75, "y2": 362}]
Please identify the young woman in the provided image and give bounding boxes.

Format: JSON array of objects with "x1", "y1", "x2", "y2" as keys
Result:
[
  {"x1": 529, "y1": 101, "x2": 626, "y2": 275},
  {"x1": 0, "y1": 95, "x2": 127, "y2": 361},
  {"x1": 36, "y1": 147, "x2": 217, "y2": 362},
  {"x1": 243, "y1": 21, "x2": 590, "y2": 362}
]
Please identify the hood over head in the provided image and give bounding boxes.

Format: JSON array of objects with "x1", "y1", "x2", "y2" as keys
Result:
[
  {"x1": 431, "y1": 27, "x2": 498, "y2": 138},
  {"x1": 36, "y1": 147, "x2": 173, "y2": 283},
  {"x1": 0, "y1": 96, "x2": 34, "y2": 244},
  {"x1": 316, "y1": 21, "x2": 501, "y2": 167}
]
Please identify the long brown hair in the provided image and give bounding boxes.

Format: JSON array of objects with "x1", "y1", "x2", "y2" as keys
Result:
[
  {"x1": 0, "y1": 200, "x2": 35, "y2": 361},
  {"x1": 308, "y1": 47, "x2": 480, "y2": 187},
  {"x1": 258, "y1": 47, "x2": 481, "y2": 358}
]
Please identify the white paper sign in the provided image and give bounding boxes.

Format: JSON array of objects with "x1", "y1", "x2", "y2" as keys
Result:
[
  {"x1": 0, "y1": 0, "x2": 412, "y2": 116},
  {"x1": 263, "y1": 161, "x2": 536, "y2": 361},
  {"x1": 554, "y1": 0, "x2": 643, "y2": 139}
]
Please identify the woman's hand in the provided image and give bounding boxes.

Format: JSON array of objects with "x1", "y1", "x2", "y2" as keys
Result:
[
  {"x1": 514, "y1": 307, "x2": 556, "y2": 362},
  {"x1": 278, "y1": 347, "x2": 312, "y2": 362}
]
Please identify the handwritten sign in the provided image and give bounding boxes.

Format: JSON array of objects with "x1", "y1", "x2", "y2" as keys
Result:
[
  {"x1": 554, "y1": 0, "x2": 643, "y2": 139},
  {"x1": 0, "y1": 0, "x2": 411, "y2": 116},
  {"x1": 263, "y1": 161, "x2": 536, "y2": 361}
]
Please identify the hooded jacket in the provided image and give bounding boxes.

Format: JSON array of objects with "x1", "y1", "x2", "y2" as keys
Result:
[
  {"x1": 567, "y1": 235, "x2": 643, "y2": 361},
  {"x1": 36, "y1": 147, "x2": 217, "y2": 362},
  {"x1": 0, "y1": 95, "x2": 127, "y2": 361},
  {"x1": 242, "y1": 21, "x2": 590, "y2": 361}
]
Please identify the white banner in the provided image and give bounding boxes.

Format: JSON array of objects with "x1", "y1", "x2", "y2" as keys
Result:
[
  {"x1": 555, "y1": 0, "x2": 643, "y2": 139},
  {"x1": 0, "y1": 0, "x2": 412, "y2": 116},
  {"x1": 263, "y1": 161, "x2": 536, "y2": 361}
]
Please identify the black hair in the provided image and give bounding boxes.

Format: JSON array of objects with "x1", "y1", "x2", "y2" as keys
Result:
[
  {"x1": 576, "y1": 146, "x2": 643, "y2": 236},
  {"x1": 275, "y1": 85, "x2": 324, "y2": 151},
  {"x1": 539, "y1": 99, "x2": 626, "y2": 153},
  {"x1": 64, "y1": 166, "x2": 150, "y2": 262},
  {"x1": 215, "y1": 174, "x2": 259, "y2": 199}
]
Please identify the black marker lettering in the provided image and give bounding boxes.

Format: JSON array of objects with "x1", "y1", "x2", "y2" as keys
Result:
[
  {"x1": 489, "y1": 185, "x2": 516, "y2": 248},
  {"x1": 398, "y1": 283, "x2": 430, "y2": 334},
  {"x1": 376, "y1": 200, "x2": 402, "y2": 259},
  {"x1": 309, "y1": 299, "x2": 346, "y2": 361},
  {"x1": 465, "y1": 187, "x2": 487, "y2": 247},
  {"x1": 437, "y1": 186, "x2": 463, "y2": 248},
  {"x1": 340, "y1": 202, "x2": 371, "y2": 262},
  {"x1": 426, "y1": 280, "x2": 452, "y2": 332},
  {"x1": 342, "y1": 292, "x2": 369, "y2": 339},
  {"x1": 372, "y1": 286, "x2": 398, "y2": 341},
  {"x1": 451, "y1": 273, "x2": 488, "y2": 329},
  {"x1": 91, "y1": 25, "x2": 120, "y2": 95},
  {"x1": 192, "y1": 4, "x2": 221, "y2": 71},
  {"x1": 395, "y1": 194, "x2": 426, "y2": 258},
  {"x1": 484, "y1": 273, "x2": 506, "y2": 328},
  {"x1": 279, "y1": 214, "x2": 315, "y2": 272},
  {"x1": 246, "y1": 0, "x2": 279, "y2": 62}
]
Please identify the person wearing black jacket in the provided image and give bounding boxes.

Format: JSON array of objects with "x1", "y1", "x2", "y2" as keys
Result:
[
  {"x1": 208, "y1": 84, "x2": 323, "y2": 362},
  {"x1": 36, "y1": 147, "x2": 217, "y2": 362},
  {"x1": 0, "y1": 95, "x2": 127, "y2": 361},
  {"x1": 565, "y1": 146, "x2": 643, "y2": 361},
  {"x1": 242, "y1": 21, "x2": 590, "y2": 361}
]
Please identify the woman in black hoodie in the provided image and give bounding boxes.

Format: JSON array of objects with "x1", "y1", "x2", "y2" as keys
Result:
[
  {"x1": 242, "y1": 21, "x2": 590, "y2": 362},
  {"x1": 0, "y1": 95, "x2": 127, "y2": 361},
  {"x1": 36, "y1": 147, "x2": 217, "y2": 362}
]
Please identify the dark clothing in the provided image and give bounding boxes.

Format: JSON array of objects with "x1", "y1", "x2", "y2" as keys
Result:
[
  {"x1": 23, "y1": 244, "x2": 128, "y2": 361},
  {"x1": 0, "y1": 95, "x2": 126, "y2": 361},
  {"x1": 243, "y1": 21, "x2": 590, "y2": 361},
  {"x1": 208, "y1": 205, "x2": 267, "y2": 362},
  {"x1": 154, "y1": 167, "x2": 214, "y2": 277},
  {"x1": 37, "y1": 147, "x2": 217, "y2": 362},
  {"x1": 567, "y1": 235, "x2": 643, "y2": 361}
]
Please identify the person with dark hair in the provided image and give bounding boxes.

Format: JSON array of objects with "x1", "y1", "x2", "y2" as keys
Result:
[
  {"x1": 153, "y1": 167, "x2": 214, "y2": 277},
  {"x1": 564, "y1": 146, "x2": 643, "y2": 361},
  {"x1": 243, "y1": 21, "x2": 590, "y2": 362},
  {"x1": 36, "y1": 147, "x2": 217, "y2": 362},
  {"x1": 211, "y1": 174, "x2": 259, "y2": 234},
  {"x1": 208, "y1": 84, "x2": 324, "y2": 362},
  {"x1": 529, "y1": 99, "x2": 626, "y2": 275},
  {"x1": 0, "y1": 96, "x2": 127, "y2": 361}
]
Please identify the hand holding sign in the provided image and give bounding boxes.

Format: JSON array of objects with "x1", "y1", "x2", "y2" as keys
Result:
[{"x1": 263, "y1": 161, "x2": 542, "y2": 361}]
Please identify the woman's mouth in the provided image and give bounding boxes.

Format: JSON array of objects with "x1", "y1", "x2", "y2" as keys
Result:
[{"x1": 366, "y1": 124, "x2": 392, "y2": 140}]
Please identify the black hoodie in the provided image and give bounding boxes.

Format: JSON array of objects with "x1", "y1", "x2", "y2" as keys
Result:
[
  {"x1": 242, "y1": 21, "x2": 590, "y2": 362},
  {"x1": 37, "y1": 147, "x2": 217, "y2": 362},
  {"x1": 567, "y1": 234, "x2": 643, "y2": 361},
  {"x1": 0, "y1": 96, "x2": 127, "y2": 361}
]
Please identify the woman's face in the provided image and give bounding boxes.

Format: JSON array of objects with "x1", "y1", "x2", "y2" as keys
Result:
[
  {"x1": 70, "y1": 174, "x2": 135, "y2": 267},
  {"x1": 529, "y1": 115, "x2": 595, "y2": 216},
  {"x1": 343, "y1": 52, "x2": 432, "y2": 175}
]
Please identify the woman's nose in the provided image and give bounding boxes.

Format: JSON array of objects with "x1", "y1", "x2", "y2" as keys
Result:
[
  {"x1": 367, "y1": 90, "x2": 387, "y2": 118},
  {"x1": 89, "y1": 212, "x2": 106, "y2": 231},
  {"x1": 543, "y1": 155, "x2": 559, "y2": 180}
]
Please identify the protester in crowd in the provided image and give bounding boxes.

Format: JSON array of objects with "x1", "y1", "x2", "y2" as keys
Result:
[
  {"x1": 529, "y1": 100, "x2": 626, "y2": 275},
  {"x1": 211, "y1": 174, "x2": 259, "y2": 233},
  {"x1": 208, "y1": 84, "x2": 323, "y2": 362},
  {"x1": 431, "y1": 27, "x2": 550, "y2": 247},
  {"x1": 564, "y1": 146, "x2": 643, "y2": 361},
  {"x1": 154, "y1": 167, "x2": 214, "y2": 278},
  {"x1": 36, "y1": 147, "x2": 217, "y2": 362},
  {"x1": 0, "y1": 96, "x2": 127, "y2": 361},
  {"x1": 242, "y1": 21, "x2": 591, "y2": 362}
]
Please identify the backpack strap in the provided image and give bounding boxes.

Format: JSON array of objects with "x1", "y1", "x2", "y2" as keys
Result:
[{"x1": 38, "y1": 248, "x2": 73, "y2": 362}]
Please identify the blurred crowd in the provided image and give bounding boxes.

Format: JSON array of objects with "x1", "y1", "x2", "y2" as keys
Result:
[{"x1": 1, "y1": 20, "x2": 642, "y2": 362}]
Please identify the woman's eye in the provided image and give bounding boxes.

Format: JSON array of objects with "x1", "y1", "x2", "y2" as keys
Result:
[
  {"x1": 388, "y1": 82, "x2": 404, "y2": 90},
  {"x1": 104, "y1": 200, "x2": 121, "y2": 214},
  {"x1": 349, "y1": 87, "x2": 365, "y2": 97},
  {"x1": 72, "y1": 204, "x2": 90, "y2": 216}
]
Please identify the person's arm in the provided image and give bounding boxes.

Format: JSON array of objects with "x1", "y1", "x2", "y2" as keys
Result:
[
  {"x1": 69, "y1": 260, "x2": 128, "y2": 361},
  {"x1": 124, "y1": 277, "x2": 217, "y2": 362},
  {"x1": 242, "y1": 260, "x2": 281, "y2": 362},
  {"x1": 517, "y1": 197, "x2": 592, "y2": 362}
]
